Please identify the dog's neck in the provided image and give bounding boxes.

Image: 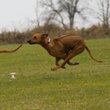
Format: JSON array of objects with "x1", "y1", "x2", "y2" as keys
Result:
[{"x1": 40, "y1": 37, "x2": 52, "y2": 51}]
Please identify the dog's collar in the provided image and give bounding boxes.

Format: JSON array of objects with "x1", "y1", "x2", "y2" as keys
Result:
[{"x1": 47, "y1": 37, "x2": 51, "y2": 44}]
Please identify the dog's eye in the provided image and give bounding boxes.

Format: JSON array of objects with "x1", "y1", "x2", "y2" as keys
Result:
[{"x1": 33, "y1": 36, "x2": 36, "y2": 39}]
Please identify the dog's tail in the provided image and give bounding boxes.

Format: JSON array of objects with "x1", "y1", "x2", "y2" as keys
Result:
[
  {"x1": 85, "y1": 45, "x2": 102, "y2": 63},
  {"x1": 0, "y1": 44, "x2": 22, "y2": 53}
]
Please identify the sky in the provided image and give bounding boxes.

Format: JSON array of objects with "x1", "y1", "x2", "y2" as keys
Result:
[
  {"x1": 0, "y1": 0, "x2": 36, "y2": 32},
  {"x1": 0, "y1": 0, "x2": 98, "y2": 32}
]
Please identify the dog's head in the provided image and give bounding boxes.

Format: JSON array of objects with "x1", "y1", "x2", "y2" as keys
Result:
[{"x1": 28, "y1": 33, "x2": 48, "y2": 44}]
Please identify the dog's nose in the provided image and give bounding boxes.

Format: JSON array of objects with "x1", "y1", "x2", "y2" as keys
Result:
[
  {"x1": 27, "y1": 40, "x2": 33, "y2": 44},
  {"x1": 27, "y1": 40, "x2": 30, "y2": 43}
]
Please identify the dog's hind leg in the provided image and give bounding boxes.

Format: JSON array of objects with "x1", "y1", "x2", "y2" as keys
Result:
[
  {"x1": 51, "y1": 51, "x2": 76, "y2": 71},
  {"x1": 60, "y1": 52, "x2": 77, "y2": 69},
  {"x1": 67, "y1": 61, "x2": 79, "y2": 66},
  {"x1": 51, "y1": 47, "x2": 84, "y2": 71},
  {"x1": 60, "y1": 47, "x2": 84, "y2": 69}
]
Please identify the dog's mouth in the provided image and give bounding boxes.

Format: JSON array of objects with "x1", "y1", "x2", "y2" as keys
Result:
[{"x1": 27, "y1": 40, "x2": 36, "y2": 44}]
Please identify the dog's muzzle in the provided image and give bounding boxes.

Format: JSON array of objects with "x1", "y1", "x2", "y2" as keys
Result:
[
  {"x1": 27, "y1": 40, "x2": 33, "y2": 44},
  {"x1": 27, "y1": 40, "x2": 37, "y2": 44}
]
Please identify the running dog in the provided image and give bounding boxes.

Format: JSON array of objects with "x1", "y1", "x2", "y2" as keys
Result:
[{"x1": 28, "y1": 33, "x2": 102, "y2": 71}]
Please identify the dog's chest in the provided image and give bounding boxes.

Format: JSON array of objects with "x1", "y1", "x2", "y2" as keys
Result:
[{"x1": 48, "y1": 42, "x2": 66, "y2": 58}]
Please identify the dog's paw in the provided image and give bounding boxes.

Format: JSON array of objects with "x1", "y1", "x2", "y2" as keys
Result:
[
  {"x1": 51, "y1": 67, "x2": 59, "y2": 71},
  {"x1": 68, "y1": 62, "x2": 79, "y2": 66},
  {"x1": 61, "y1": 66, "x2": 66, "y2": 69},
  {"x1": 73, "y1": 62, "x2": 79, "y2": 65},
  {"x1": 51, "y1": 66, "x2": 66, "y2": 71}
]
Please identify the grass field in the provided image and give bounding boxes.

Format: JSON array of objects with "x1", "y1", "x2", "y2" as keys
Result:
[{"x1": 0, "y1": 38, "x2": 110, "y2": 110}]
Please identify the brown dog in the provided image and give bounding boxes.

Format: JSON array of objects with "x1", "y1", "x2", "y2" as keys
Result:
[{"x1": 28, "y1": 33, "x2": 102, "y2": 71}]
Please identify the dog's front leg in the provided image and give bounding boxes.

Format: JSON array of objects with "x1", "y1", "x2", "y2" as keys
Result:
[
  {"x1": 51, "y1": 57, "x2": 62, "y2": 71},
  {"x1": 55, "y1": 57, "x2": 61, "y2": 66}
]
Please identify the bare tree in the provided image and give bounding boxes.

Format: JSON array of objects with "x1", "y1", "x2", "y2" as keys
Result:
[
  {"x1": 35, "y1": 0, "x2": 40, "y2": 27},
  {"x1": 41, "y1": 0, "x2": 87, "y2": 29},
  {"x1": 28, "y1": 0, "x2": 41, "y2": 28},
  {"x1": 96, "y1": 0, "x2": 110, "y2": 28}
]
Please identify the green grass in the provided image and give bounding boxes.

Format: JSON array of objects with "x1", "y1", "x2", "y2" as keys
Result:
[{"x1": 0, "y1": 38, "x2": 110, "y2": 110}]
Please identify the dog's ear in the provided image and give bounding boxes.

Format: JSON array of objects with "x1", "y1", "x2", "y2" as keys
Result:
[
  {"x1": 41, "y1": 33, "x2": 48, "y2": 38},
  {"x1": 53, "y1": 39, "x2": 60, "y2": 44},
  {"x1": 54, "y1": 39, "x2": 58, "y2": 42},
  {"x1": 53, "y1": 38, "x2": 59, "y2": 43}
]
